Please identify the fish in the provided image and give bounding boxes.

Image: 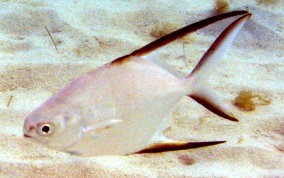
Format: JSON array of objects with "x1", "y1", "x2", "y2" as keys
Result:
[{"x1": 23, "y1": 11, "x2": 251, "y2": 156}]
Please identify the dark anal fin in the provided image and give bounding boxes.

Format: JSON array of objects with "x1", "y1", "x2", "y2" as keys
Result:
[
  {"x1": 135, "y1": 141, "x2": 226, "y2": 154},
  {"x1": 189, "y1": 95, "x2": 238, "y2": 122}
]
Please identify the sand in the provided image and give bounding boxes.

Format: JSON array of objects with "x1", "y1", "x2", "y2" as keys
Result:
[{"x1": 0, "y1": 0, "x2": 283, "y2": 177}]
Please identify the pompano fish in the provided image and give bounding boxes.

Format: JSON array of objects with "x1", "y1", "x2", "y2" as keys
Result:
[{"x1": 23, "y1": 11, "x2": 251, "y2": 156}]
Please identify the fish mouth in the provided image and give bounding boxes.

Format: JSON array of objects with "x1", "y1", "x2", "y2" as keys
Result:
[{"x1": 24, "y1": 134, "x2": 32, "y2": 138}]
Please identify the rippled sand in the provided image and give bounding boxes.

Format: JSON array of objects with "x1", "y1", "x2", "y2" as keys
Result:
[{"x1": 0, "y1": 0, "x2": 283, "y2": 177}]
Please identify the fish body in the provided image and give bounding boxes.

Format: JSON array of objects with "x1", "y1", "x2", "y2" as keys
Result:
[
  {"x1": 23, "y1": 11, "x2": 251, "y2": 156},
  {"x1": 25, "y1": 57, "x2": 186, "y2": 155}
]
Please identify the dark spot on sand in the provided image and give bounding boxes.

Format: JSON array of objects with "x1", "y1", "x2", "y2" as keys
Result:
[
  {"x1": 56, "y1": 40, "x2": 63, "y2": 45},
  {"x1": 178, "y1": 154, "x2": 195, "y2": 166},
  {"x1": 150, "y1": 22, "x2": 181, "y2": 38},
  {"x1": 275, "y1": 145, "x2": 284, "y2": 152},
  {"x1": 66, "y1": 151, "x2": 82, "y2": 156},
  {"x1": 215, "y1": 0, "x2": 230, "y2": 13},
  {"x1": 258, "y1": 0, "x2": 280, "y2": 5},
  {"x1": 233, "y1": 90, "x2": 271, "y2": 111}
]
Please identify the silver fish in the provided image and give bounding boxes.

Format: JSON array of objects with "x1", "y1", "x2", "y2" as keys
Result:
[{"x1": 23, "y1": 11, "x2": 251, "y2": 156}]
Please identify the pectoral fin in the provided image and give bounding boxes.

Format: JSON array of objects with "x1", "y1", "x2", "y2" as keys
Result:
[
  {"x1": 82, "y1": 119, "x2": 122, "y2": 136},
  {"x1": 135, "y1": 140, "x2": 226, "y2": 154}
]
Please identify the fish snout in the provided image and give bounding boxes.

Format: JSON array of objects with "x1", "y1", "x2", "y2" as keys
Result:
[
  {"x1": 23, "y1": 121, "x2": 36, "y2": 138},
  {"x1": 23, "y1": 128, "x2": 33, "y2": 138}
]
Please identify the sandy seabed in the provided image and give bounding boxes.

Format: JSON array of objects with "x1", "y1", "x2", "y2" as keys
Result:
[{"x1": 0, "y1": 0, "x2": 283, "y2": 177}]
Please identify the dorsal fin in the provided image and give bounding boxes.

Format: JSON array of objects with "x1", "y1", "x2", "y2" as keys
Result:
[
  {"x1": 134, "y1": 140, "x2": 226, "y2": 154},
  {"x1": 131, "y1": 11, "x2": 249, "y2": 57},
  {"x1": 112, "y1": 11, "x2": 248, "y2": 64}
]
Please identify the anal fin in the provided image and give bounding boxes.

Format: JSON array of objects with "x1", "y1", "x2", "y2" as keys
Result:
[{"x1": 135, "y1": 140, "x2": 226, "y2": 154}]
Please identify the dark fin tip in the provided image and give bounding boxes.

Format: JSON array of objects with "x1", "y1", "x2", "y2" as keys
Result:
[
  {"x1": 189, "y1": 95, "x2": 239, "y2": 122},
  {"x1": 135, "y1": 141, "x2": 226, "y2": 154}
]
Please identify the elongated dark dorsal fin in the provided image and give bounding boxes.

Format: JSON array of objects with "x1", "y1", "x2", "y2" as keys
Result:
[
  {"x1": 134, "y1": 141, "x2": 226, "y2": 154},
  {"x1": 131, "y1": 11, "x2": 248, "y2": 57},
  {"x1": 112, "y1": 11, "x2": 248, "y2": 64}
]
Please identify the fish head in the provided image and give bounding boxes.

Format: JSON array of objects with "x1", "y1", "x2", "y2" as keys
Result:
[{"x1": 23, "y1": 103, "x2": 83, "y2": 150}]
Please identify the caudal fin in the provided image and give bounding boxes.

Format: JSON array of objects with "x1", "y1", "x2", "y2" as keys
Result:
[{"x1": 186, "y1": 14, "x2": 252, "y2": 122}]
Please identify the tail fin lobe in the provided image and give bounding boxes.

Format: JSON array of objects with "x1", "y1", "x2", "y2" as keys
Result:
[{"x1": 189, "y1": 94, "x2": 238, "y2": 122}]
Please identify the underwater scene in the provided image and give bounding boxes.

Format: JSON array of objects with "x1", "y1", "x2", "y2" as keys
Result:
[{"x1": 0, "y1": 0, "x2": 283, "y2": 177}]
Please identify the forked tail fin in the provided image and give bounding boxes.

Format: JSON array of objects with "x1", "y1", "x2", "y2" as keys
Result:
[{"x1": 186, "y1": 14, "x2": 252, "y2": 122}]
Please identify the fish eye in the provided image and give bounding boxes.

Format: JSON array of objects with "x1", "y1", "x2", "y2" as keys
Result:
[{"x1": 37, "y1": 123, "x2": 54, "y2": 136}]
